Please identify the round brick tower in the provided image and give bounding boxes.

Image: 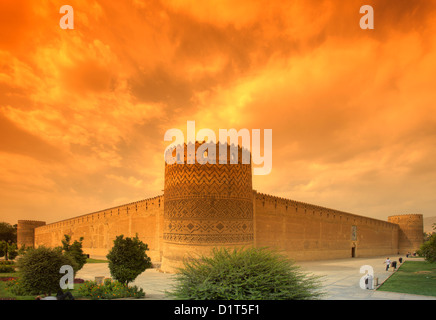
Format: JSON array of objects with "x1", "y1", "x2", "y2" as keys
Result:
[
  {"x1": 388, "y1": 214, "x2": 424, "y2": 254},
  {"x1": 161, "y1": 141, "x2": 254, "y2": 272},
  {"x1": 17, "y1": 220, "x2": 46, "y2": 248}
]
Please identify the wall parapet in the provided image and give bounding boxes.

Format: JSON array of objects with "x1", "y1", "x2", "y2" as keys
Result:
[
  {"x1": 17, "y1": 220, "x2": 47, "y2": 224},
  {"x1": 36, "y1": 194, "x2": 164, "y2": 231},
  {"x1": 254, "y1": 191, "x2": 398, "y2": 228},
  {"x1": 388, "y1": 214, "x2": 423, "y2": 218}
]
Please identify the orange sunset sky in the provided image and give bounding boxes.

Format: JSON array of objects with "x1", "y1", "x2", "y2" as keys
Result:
[{"x1": 1, "y1": 0, "x2": 436, "y2": 225}]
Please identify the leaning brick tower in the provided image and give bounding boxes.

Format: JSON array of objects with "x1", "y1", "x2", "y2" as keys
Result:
[
  {"x1": 161, "y1": 141, "x2": 254, "y2": 272},
  {"x1": 388, "y1": 214, "x2": 424, "y2": 254}
]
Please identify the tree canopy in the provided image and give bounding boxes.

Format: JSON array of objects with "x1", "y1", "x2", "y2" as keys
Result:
[{"x1": 0, "y1": 222, "x2": 17, "y2": 242}]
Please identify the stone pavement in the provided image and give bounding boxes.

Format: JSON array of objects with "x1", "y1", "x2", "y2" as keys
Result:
[
  {"x1": 76, "y1": 262, "x2": 176, "y2": 299},
  {"x1": 75, "y1": 255, "x2": 436, "y2": 300}
]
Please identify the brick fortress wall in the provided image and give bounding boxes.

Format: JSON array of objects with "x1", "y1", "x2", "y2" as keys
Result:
[
  {"x1": 19, "y1": 142, "x2": 424, "y2": 270},
  {"x1": 254, "y1": 192, "x2": 400, "y2": 260},
  {"x1": 33, "y1": 196, "x2": 164, "y2": 261}
]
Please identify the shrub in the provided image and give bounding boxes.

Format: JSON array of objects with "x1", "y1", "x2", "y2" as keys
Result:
[
  {"x1": 5, "y1": 277, "x2": 28, "y2": 296},
  {"x1": 106, "y1": 235, "x2": 152, "y2": 285},
  {"x1": 168, "y1": 247, "x2": 324, "y2": 300},
  {"x1": 17, "y1": 246, "x2": 78, "y2": 295},
  {"x1": 0, "y1": 265, "x2": 15, "y2": 273},
  {"x1": 18, "y1": 244, "x2": 31, "y2": 255},
  {"x1": 77, "y1": 278, "x2": 145, "y2": 299}
]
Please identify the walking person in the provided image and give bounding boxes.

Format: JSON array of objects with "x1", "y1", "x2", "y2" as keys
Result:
[{"x1": 383, "y1": 257, "x2": 391, "y2": 271}]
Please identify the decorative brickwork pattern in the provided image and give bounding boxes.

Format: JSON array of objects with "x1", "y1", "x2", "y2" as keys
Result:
[{"x1": 163, "y1": 142, "x2": 254, "y2": 245}]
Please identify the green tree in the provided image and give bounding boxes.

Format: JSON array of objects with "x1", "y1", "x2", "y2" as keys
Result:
[
  {"x1": 0, "y1": 241, "x2": 6, "y2": 259},
  {"x1": 17, "y1": 246, "x2": 78, "y2": 295},
  {"x1": 424, "y1": 223, "x2": 436, "y2": 242},
  {"x1": 418, "y1": 232, "x2": 436, "y2": 263},
  {"x1": 0, "y1": 240, "x2": 17, "y2": 260},
  {"x1": 169, "y1": 247, "x2": 325, "y2": 300},
  {"x1": 7, "y1": 242, "x2": 18, "y2": 260},
  {"x1": 0, "y1": 222, "x2": 16, "y2": 242},
  {"x1": 59, "y1": 235, "x2": 87, "y2": 273},
  {"x1": 106, "y1": 234, "x2": 152, "y2": 286}
]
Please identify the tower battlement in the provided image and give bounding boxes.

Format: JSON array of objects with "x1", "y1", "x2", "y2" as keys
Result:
[{"x1": 165, "y1": 141, "x2": 252, "y2": 167}]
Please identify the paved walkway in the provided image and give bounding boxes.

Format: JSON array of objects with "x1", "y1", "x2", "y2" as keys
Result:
[
  {"x1": 76, "y1": 262, "x2": 176, "y2": 299},
  {"x1": 75, "y1": 255, "x2": 436, "y2": 300},
  {"x1": 297, "y1": 255, "x2": 436, "y2": 300}
]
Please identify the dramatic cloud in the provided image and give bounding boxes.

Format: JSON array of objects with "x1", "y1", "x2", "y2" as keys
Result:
[{"x1": 1, "y1": 0, "x2": 436, "y2": 224}]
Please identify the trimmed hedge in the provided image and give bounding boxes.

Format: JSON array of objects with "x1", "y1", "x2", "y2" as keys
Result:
[
  {"x1": 0, "y1": 265, "x2": 15, "y2": 273},
  {"x1": 78, "y1": 278, "x2": 145, "y2": 299}
]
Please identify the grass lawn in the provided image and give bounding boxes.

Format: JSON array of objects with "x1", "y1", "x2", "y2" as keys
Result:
[{"x1": 377, "y1": 260, "x2": 436, "y2": 297}]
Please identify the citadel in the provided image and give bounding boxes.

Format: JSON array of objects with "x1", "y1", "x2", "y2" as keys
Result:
[{"x1": 17, "y1": 142, "x2": 423, "y2": 272}]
